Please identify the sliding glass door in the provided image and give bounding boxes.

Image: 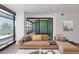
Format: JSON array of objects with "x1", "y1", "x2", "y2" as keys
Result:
[
  {"x1": 27, "y1": 18, "x2": 53, "y2": 37},
  {"x1": 40, "y1": 20, "x2": 48, "y2": 34},
  {"x1": 0, "y1": 5, "x2": 15, "y2": 50}
]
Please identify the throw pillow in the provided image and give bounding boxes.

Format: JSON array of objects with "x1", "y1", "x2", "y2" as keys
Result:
[
  {"x1": 23, "y1": 35, "x2": 30, "y2": 42},
  {"x1": 32, "y1": 35, "x2": 42, "y2": 41},
  {"x1": 61, "y1": 37, "x2": 68, "y2": 42},
  {"x1": 42, "y1": 35, "x2": 48, "y2": 41}
]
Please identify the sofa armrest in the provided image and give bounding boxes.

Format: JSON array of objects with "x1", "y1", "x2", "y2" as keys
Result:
[
  {"x1": 18, "y1": 39, "x2": 24, "y2": 45},
  {"x1": 54, "y1": 34, "x2": 63, "y2": 41}
]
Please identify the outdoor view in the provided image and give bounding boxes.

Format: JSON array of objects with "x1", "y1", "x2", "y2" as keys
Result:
[{"x1": 0, "y1": 17, "x2": 14, "y2": 49}]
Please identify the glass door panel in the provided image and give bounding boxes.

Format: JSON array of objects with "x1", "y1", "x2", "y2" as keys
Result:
[{"x1": 40, "y1": 20, "x2": 48, "y2": 34}]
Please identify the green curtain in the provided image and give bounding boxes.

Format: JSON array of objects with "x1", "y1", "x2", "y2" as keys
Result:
[
  {"x1": 32, "y1": 19, "x2": 53, "y2": 36},
  {"x1": 40, "y1": 20, "x2": 48, "y2": 34}
]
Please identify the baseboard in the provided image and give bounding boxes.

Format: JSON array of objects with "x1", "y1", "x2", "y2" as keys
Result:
[{"x1": 68, "y1": 41, "x2": 79, "y2": 47}]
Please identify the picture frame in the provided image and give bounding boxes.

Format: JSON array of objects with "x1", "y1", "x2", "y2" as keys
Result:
[{"x1": 63, "y1": 20, "x2": 73, "y2": 31}]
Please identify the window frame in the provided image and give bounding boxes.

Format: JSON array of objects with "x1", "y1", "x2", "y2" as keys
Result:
[
  {"x1": 26, "y1": 20, "x2": 32, "y2": 34},
  {"x1": 27, "y1": 18, "x2": 53, "y2": 37},
  {"x1": 0, "y1": 5, "x2": 16, "y2": 50}
]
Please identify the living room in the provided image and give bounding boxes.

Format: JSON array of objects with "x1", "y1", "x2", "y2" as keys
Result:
[{"x1": 0, "y1": 4, "x2": 79, "y2": 54}]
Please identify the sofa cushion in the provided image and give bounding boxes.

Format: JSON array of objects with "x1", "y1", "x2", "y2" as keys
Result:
[
  {"x1": 23, "y1": 41, "x2": 50, "y2": 46},
  {"x1": 42, "y1": 35, "x2": 48, "y2": 41},
  {"x1": 55, "y1": 41, "x2": 79, "y2": 50},
  {"x1": 32, "y1": 35, "x2": 42, "y2": 41}
]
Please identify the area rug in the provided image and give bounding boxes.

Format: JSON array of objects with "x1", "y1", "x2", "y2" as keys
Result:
[
  {"x1": 16, "y1": 49, "x2": 60, "y2": 54},
  {"x1": 30, "y1": 50, "x2": 55, "y2": 54}
]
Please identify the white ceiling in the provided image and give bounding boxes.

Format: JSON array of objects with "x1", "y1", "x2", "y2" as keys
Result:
[{"x1": 3, "y1": 4, "x2": 79, "y2": 14}]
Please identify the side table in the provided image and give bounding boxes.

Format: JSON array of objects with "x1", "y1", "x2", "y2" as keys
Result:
[{"x1": 48, "y1": 40, "x2": 58, "y2": 49}]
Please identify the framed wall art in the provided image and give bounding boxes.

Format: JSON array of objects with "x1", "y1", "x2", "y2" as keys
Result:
[{"x1": 63, "y1": 20, "x2": 73, "y2": 31}]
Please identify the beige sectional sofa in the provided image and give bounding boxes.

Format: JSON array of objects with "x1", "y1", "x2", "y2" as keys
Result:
[
  {"x1": 54, "y1": 34, "x2": 79, "y2": 54},
  {"x1": 18, "y1": 35, "x2": 52, "y2": 48}
]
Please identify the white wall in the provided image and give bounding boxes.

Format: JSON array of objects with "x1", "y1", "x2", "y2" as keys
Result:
[
  {"x1": 55, "y1": 12, "x2": 79, "y2": 43},
  {"x1": 25, "y1": 13, "x2": 54, "y2": 17},
  {"x1": 16, "y1": 11, "x2": 24, "y2": 44}
]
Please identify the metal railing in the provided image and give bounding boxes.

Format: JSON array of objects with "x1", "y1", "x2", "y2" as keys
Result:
[{"x1": 0, "y1": 35, "x2": 13, "y2": 47}]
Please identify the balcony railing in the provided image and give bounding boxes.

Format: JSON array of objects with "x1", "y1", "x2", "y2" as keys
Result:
[{"x1": 0, "y1": 35, "x2": 14, "y2": 49}]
